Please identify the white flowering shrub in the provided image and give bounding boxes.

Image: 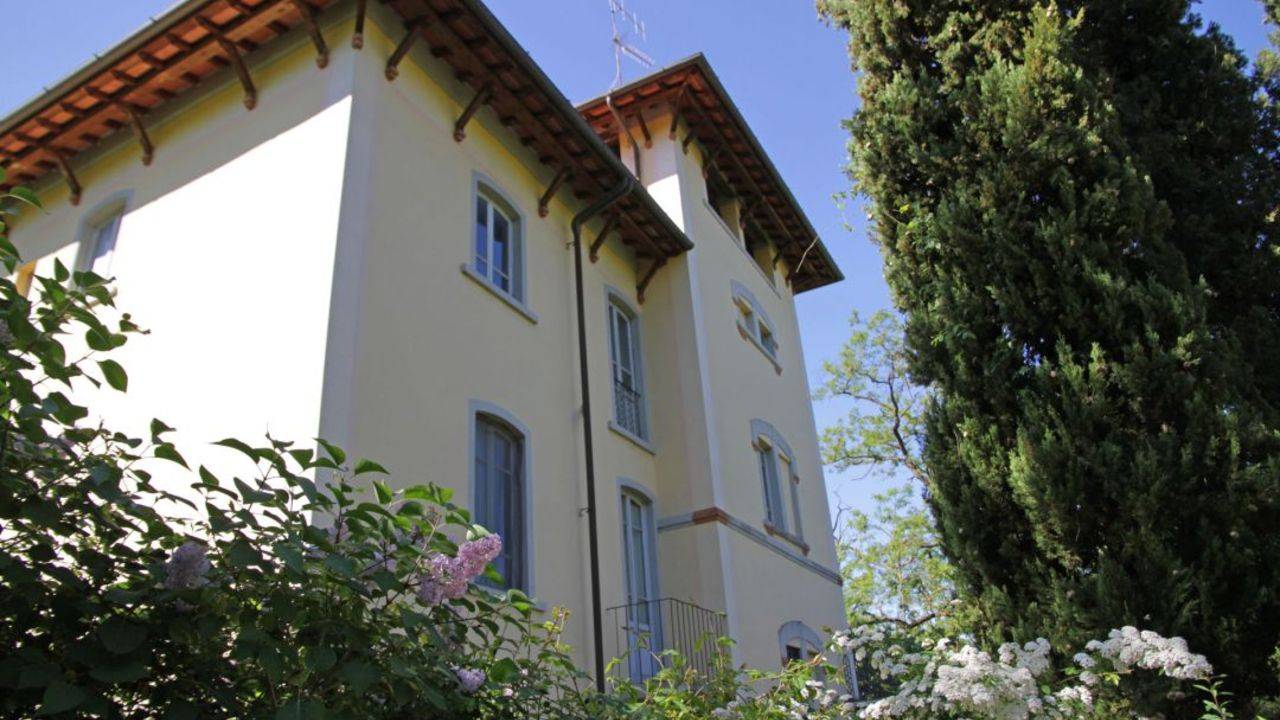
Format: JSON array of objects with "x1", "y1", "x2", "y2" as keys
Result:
[
  {"x1": 836, "y1": 623, "x2": 1224, "y2": 719},
  {"x1": 0, "y1": 179, "x2": 589, "y2": 718}
]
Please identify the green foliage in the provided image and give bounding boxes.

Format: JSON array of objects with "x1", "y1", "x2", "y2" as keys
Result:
[
  {"x1": 0, "y1": 176, "x2": 589, "y2": 718},
  {"x1": 817, "y1": 311, "x2": 926, "y2": 485},
  {"x1": 835, "y1": 486, "x2": 968, "y2": 637},
  {"x1": 820, "y1": 0, "x2": 1280, "y2": 713},
  {"x1": 598, "y1": 639, "x2": 853, "y2": 720}
]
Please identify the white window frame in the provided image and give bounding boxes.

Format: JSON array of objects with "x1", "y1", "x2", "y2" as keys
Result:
[
  {"x1": 73, "y1": 191, "x2": 131, "y2": 279},
  {"x1": 470, "y1": 179, "x2": 525, "y2": 303},
  {"x1": 732, "y1": 280, "x2": 782, "y2": 369},
  {"x1": 469, "y1": 401, "x2": 533, "y2": 593},
  {"x1": 756, "y1": 438, "x2": 787, "y2": 532},
  {"x1": 618, "y1": 479, "x2": 663, "y2": 681},
  {"x1": 751, "y1": 419, "x2": 805, "y2": 547},
  {"x1": 607, "y1": 292, "x2": 648, "y2": 442}
]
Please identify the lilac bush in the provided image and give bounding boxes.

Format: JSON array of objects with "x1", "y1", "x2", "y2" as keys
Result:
[{"x1": 0, "y1": 177, "x2": 590, "y2": 719}]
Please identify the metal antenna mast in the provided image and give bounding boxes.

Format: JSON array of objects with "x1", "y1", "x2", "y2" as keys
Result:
[{"x1": 608, "y1": 0, "x2": 653, "y2": 90}]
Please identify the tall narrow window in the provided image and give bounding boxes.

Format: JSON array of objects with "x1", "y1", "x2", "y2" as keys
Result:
[
  {"x1": 473, "y1": 186, "x2": 523, "y2": 301},
  {"x1": 621, "y1": 489, "x2": 661, "y2": 681},
  {"x1": 609, "y1": 299, "x2": 647, "y2": 440},
  {"x1": 779, "y1": 455, "x2": 803, "y2": 541},
  {"x1": 757, "y1": 440, "x2": 786, "y2": 531},
  {"x1": 474, "y1": 415, "x2": 526, "y2": 590},
  {"x1": 82, "y1": 208, "x2": 123, "y2": 276}
]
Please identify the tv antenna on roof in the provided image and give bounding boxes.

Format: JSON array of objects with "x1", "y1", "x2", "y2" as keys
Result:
[{"x1": 608, "y1": 0, "x2": 653, "y2": 91}]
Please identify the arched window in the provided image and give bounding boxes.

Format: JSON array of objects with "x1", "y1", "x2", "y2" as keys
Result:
[
  {"x1": 778, "y1": 620, "x2": 822, "y2": 667},
  {"x1": 751, "y1": 419, "x2": 804, "y2": 543},
  {"x1": 619, "y1": 485, "x2": 662, "y2": 680},
  {"x1": 473, "y1": 411, "x2": 528, "y2": 591},
  {"x1": 472, "y1": 182, "x2": 524, "y2": 302}
]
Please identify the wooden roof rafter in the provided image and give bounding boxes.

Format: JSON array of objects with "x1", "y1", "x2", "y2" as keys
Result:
[
  {"x1": 380, "y1": 0, "x2": 687, "y2": 262},
  {"x1": 576, "y1": 55, "x2": 842, "y2": 293},
  {"x1": 0, "y1": 0, "x2": 345, "y2": 195}
]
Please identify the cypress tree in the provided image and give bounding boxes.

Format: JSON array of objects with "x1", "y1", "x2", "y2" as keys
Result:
[{"x1": 819, "y1": 0, "x2": 1280, "y2": 707}]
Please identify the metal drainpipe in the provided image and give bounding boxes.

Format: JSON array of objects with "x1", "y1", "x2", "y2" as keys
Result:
[{"x1": 571, "y1": 175, "x2": 636, "y2": 693}]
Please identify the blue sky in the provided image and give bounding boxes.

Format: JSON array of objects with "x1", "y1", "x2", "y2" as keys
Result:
[{"x1": 0, "y1": 1, "x2": 1272, "y2": 518}]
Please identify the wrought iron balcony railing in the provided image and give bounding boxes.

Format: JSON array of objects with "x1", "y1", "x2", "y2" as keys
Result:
[
  {"x1": 613, "y1": 379, "x2": 647, "y2": 440},
  {"x1": 605, "y1": 597, "x2": 728, "y2": 685}
]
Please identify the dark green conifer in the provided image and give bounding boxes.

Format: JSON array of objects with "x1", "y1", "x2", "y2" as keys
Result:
[{"x1": 820, "y1": 0, "x2": 1280, "y2": 707}]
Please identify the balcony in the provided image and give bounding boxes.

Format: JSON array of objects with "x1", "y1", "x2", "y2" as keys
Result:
[
  {"x1": 613, "y1": 379, "x2": 647, "y2": 441},
  {"x1": 605, "y1": 597, "x2": 729, "y2": 685}
]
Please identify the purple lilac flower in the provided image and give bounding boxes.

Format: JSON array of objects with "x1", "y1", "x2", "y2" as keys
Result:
[
  {"x1": 455, "y1": 666, "x2": 485, "y2": 694},
  {"x1": 414, "y1": 535, "x2": 502, "y2": 607},
  {"x1": 164, "y1": 541, "x2": 211, "y2": 590}
]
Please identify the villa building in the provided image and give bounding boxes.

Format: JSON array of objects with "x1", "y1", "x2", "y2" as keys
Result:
[{"x1": 2, "y1": 0, "x2": 846, "y2": 684}]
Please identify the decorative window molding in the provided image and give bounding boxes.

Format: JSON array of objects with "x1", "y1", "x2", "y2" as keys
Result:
[
  {"x1": 731, "y1": 280, "x2": 781, "y2": 373},
  {"x1": 469, "y1": 173, "x2": 528, "y2": 308},
  {"x1": 468, "y1": 400, "x2": 533, "y2": 594},
  {"x1": 606, "y1": 287, "x2": 651, "y2": 445},
  {"x1": 73, "y1": 189, "x2": 132, "y2": 278},
  {"x1": 779, "y1": 620, "x2": 823, "y2": 668},
  {"x1": 751, "y1": 419, "x2": 805, "y2": 550}
]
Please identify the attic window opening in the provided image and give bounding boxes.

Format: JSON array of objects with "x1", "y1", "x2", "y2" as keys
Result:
[
  {"x1": 705, "y1": 171, "x2": 740, "y2": 239},
  {"x1": 743, "y1": 220, "x2": 775, "y2": 285}
]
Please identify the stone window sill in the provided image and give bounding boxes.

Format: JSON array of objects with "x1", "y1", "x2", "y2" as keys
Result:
[
  {"x1": 763, "y1": 521, "x2": 809, "y2": 555},
  {"x1": 737, "y1": 320, "x2": 782, "y2": 375},
  {"x1": 460, "y1": 264, "x2": 538, "y2": 324},
  {"x1": 609, "y1": 420, "x2": 657, "y2": 455}
]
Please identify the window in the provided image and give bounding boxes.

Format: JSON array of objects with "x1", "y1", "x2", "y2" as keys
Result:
[
  {"x1": 473, "y1": 185, "x2": 523, "y2": 301},
  {"x1": 732, "y1": 281, "x2": 781, "y2": 366},
  {"x1": 743, "y1": 221, "x2": 775, "y2": 284},
  {"x1": 706, "y1": 171, "x2": 740, "y2": 236},
  {"x1": 751, "y1": 419, "x2": 804, "y2": 545},
  {"x1": 758, "y1": 323, "x2": 778, "y2": 358},
  {"x1": 80, "y1": 207, "x2": 123, "y2": 276},
  {"x1": 779, "y1": 621, "x2": 822, "y2": 671},
  {"x1": 609, "y1": 299, "x2": 647, "y2": 440},
  {"x1": 756, "y1": 440, "x2": 787, "y2": 531},
  {"x1": 474, "y1": 414, "x2": 526, "y2": 590},
  {"x1": 620, "y1": 488, "x2": 662, "y2": 681}
]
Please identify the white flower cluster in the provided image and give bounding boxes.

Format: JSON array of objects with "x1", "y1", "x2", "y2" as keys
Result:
[
  {"x1": 837, "y1": 624, "x2": 1212, "y2": 720},
  {"x1": 1083, "y1": 626, "x2": 1213, "y2": 681}
]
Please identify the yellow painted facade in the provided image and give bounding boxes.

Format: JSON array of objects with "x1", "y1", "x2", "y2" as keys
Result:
[{"x1": 7, "y1": 0, "x2": 845, "y2": 680}]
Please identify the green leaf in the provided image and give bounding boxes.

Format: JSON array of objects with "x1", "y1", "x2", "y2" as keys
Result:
[
  {"x1": 373, "y1": 480, "x2": 393, "y2": 504},
  {"x1": 89, "y1": 661, "x2": 149, "y2": 683},
  {"x1": 97, "y1": 359, "x2": 128, "y2": 391},
  {"x1": 354, "y1": 458, "x2": 388, "y2": 475},
  {"x1": 7, "y1": 187, "x2": 41, "y2": 209},
  {"x1": 150, "y1": 418, "x2": 175, "y2": 441},
  {"x1": 37, "y1": 681, "x2": 86, "y2": 716},
  {"x1": 275, "y1": 543, "x2": 306, "y2": 573},
  {"x1": 489, "y1": 657, "x2": 519, "y2": 684},
  {"x1": 303, "y1": 645, "x2": 337, "y2": 673},
  {"x1": 316, "y1": 439, "x2": 346, "y2": 465},
  {"x1": 99, "y1": 617, "x2": 147, "y2": 654},
  {"x1": 338, "y1": 660, "x2": 380, "y2": 693},
  {"x1": 53, "y1": 259, "x2": 69, "y2": 283},
  {"x1": 215, "y1": 437, "x2": 260, "y2": 461},
  {"x1": 154, "y1": 443, "x2": 188, "y2": 468},
  {"x1": 274, "y1": 698, "x2": 329, "y2": 720}
]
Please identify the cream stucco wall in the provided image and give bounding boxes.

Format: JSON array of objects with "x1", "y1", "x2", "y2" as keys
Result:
[
  {"x1": 9, "y1": 18, "x2": 355, "y2": 497},
  {"x1": 7, "y1": 0, "x2": 845, "y2": 682}
]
